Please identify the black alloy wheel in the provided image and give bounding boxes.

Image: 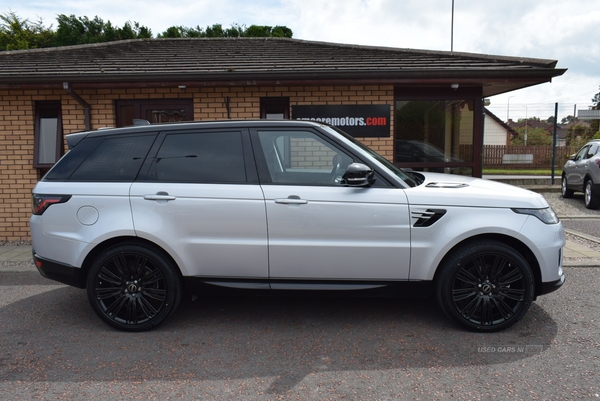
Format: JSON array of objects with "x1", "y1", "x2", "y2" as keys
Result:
[
  {"x1": 86, "y1": 243, "x2": 182, "y2": 332},
  {"x1": 436, "y1": 240, "x2": 534, "y2": 332}
]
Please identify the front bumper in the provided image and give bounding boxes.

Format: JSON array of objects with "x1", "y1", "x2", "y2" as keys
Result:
[{"x1": 539, "y1": 272, "x2": 566, "y2": 296}]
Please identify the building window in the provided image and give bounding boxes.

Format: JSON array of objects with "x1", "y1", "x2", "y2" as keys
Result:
[
  {"x1": 394, "y1": 88, "x2": 483, "y2": 177},
  {"x1": 115, "y1": 99, "x2": 193, "y2": 127},
  {"x1": 34, "y1": 101, "x2": 63, "y2": 168},
  {"x1": 260, "y1": 97, "x2": 290, "y2": 119}
]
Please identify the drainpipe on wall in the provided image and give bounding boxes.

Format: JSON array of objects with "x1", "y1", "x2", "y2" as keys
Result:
[{"x1": 63, "y1": 82, "x2": 91, "y2": 131}]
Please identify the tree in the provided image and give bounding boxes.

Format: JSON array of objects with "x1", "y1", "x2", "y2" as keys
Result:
[
  {"x1": 158, "y1": 23, "x2": 292, "y2": 38},
  {"x1": 566, "y1": 123, "x2": 594, "y2": 147},
  {"x1": 0, "y1": 11, "x2": 55, "y2": 50},
  {"x1": 0, "y1": 12, "x2": 291, "y2": 50},
  {"x1": 510, "y1": 127, "x2": 552, "y2": 146},
  {"x1": 561, "y1": 115, "x2": 575, "y2": 125},
  {"x1": 54, "y1": 14, "x2": 151, "y2": 46}
]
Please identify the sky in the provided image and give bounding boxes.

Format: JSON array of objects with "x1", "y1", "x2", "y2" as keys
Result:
[{"x1": 3, "y1": 0, "x2": 599, "y2": 121}]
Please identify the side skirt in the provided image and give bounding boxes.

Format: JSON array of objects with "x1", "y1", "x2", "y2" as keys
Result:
[{"x1": 183, "y1": 277, "x2": 433, "y2": 299}]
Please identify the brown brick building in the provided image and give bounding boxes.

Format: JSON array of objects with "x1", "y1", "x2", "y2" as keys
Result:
[{"x1": 0, "y1": 37, "x2": 566, "y2": 241}]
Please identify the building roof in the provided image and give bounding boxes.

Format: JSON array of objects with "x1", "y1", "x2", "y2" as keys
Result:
[
  {"x1": 484, "y1": 108, "x2": 519, "y2": 138},
  {"x1": 0, "y1": 37, "x2": 566, "y2": 97}
]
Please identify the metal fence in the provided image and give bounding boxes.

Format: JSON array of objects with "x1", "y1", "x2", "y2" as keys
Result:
[
  {"x1": 483, "y1": 145, "x2": 578, "y2": 170},
  {"x1": 484, "y1": 102, "x2": 596, "y2": 171}
]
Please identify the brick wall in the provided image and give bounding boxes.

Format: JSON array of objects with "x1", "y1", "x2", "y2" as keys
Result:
[{"x1": 0, "y1": 84, "x2": 394, "y2": 241}]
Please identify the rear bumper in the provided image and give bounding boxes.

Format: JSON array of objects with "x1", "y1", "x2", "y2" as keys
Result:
[{"x1": 33, "y1": 251, "x2": 85, "y2": 288}]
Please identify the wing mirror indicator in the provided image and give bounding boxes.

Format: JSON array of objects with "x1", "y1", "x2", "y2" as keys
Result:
[{"x1": 342, "y1": 163, "x2": 375, "y2": 187}]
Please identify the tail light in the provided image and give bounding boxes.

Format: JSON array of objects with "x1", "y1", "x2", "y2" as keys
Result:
[
  {"x1": 595, "y1": 159, "x2": 600, "y2": 168},
  {"x1": 32, "y1": 194, "x2": 71, "y2": 215}
]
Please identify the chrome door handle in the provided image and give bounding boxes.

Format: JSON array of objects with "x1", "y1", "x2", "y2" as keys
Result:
[
  {"x1": 274, "y1": 197, "x2": 308, "y2": 205},
  {"x1": 143, "y1": 192, "x2": 176, "y2": 201}
]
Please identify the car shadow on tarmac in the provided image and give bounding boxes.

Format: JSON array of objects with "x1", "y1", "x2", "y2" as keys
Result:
[{"x1": 0, "y1": 272, "x2": 558, "y2": 394}]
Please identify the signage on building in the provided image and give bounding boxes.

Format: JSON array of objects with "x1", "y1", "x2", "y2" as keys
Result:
[{"x1": 292, "y1": 105, "x2": 391, "y2": 137}]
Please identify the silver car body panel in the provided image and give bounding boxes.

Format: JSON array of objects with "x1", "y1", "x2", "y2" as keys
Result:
[
  {"x1": 129, "y1": 182, "x2": 268, "y2": 278},
  {"x1": 261, "y1": 185, "x2": 411, "y2": 281}
]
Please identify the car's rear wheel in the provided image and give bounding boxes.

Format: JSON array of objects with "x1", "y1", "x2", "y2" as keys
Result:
[
  {"x1": 561, "y1": 175, "x2": 574, "y2": 198},
  {"x1": 584, "y1": 179, "x2": 600, "y2": 209},
  {"x1": 436, "y1": 240, "x2": 534, "y2": 332},
  {"x1": 86, "y1": 243, "x2": 182, "y2": 332}
]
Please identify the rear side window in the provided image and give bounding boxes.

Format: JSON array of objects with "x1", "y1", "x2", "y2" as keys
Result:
[
  {"x1": 146, "y1": 131, "x2": 246, "y2": 183},
  {"x1": 67, "y1": 135, "x2": 156, "y2": 181}
]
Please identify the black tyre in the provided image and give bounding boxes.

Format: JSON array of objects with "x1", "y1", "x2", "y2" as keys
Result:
[
  {"x1": 584, "y1": 179, "x2": 600, "y2": 209},
  {"x1": 436, "y1": 240, "x2": 534, "y2": 332},
  {"x1": 86, "y1": 243, "x2": 182, "y2": 332},
  {"x1": 561, "y1": 175, "x2": 574, "y2": 198}
]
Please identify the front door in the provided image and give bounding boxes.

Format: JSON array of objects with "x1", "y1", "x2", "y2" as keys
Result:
[{"x1": 252, "y1": 128, "x2": 411, "y2": 286}]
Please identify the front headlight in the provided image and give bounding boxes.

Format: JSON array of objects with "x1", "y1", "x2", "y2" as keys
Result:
[{"x1": 511, "y1": 207, "x2": 560, "y2": 224}]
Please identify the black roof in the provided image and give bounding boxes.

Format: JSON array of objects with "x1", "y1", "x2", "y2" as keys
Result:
[{"x1": 0, "y1": 37, "x2": 566, "y2": 96}]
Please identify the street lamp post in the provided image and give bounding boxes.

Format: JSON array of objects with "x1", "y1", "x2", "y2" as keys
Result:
[
  {"x1": 524, "y1": 105, "x2": 528, "y2": 146},
  {"x1": 507, "y1": 96, "x2": 515, "y2": 121}
]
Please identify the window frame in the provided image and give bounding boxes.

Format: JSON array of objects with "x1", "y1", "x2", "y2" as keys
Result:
[
  {"x1": 33, "y1": 101, "x2": 63, "y2": 169},
  {"x1": 260, "y1": 97, "x2": 290, "y2": 119},
  {"x1": 138, "y1": 128, "x2": 259, "y2": 185}
]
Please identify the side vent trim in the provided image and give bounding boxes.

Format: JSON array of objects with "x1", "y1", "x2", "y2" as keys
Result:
[{"x1": 412, "y1": 209, "x2": 447, "y2": 227}]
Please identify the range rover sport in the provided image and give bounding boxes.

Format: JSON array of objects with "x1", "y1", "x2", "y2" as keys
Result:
[{"x1": 30, "y1": 120, "x2": 565, "y2": 332}]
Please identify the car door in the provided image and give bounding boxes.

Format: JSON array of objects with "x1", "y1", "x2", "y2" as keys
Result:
[
  {"x1": 565, "y1": 144, "x2": 591, "y2": 188},
  {"x1": 129, "y1": 129, "x2": 268, "y2": 282},
  {"x1": 252, "y1": 128, "x2": 411, "y2": 287}
]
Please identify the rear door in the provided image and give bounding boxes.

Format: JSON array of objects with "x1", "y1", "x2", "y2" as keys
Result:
[
  {"x1": 130, "y1": 128, "x2": 268, "y2": 281},
  {"x1": 252, "y1": 128, "x2": 411, "y2": 287}
]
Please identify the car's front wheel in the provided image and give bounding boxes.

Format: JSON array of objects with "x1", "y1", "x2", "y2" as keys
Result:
[
  {"x1": 561, "y1": 175, "x2": 574, "y2": 198},
  {"x1": 436, "y1": 240, "x2": 534, "y2": 332},
  {"x1": 584, "y1": 179, "x2": 600, "y2": 209},
  {"x1": 86, "y1": 243, "x2": 182, "y2": 331}
]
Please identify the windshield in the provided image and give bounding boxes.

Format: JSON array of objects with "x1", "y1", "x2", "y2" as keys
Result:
[{"x1": 323, "y1": 126, "x2": 417, "y2": 187}]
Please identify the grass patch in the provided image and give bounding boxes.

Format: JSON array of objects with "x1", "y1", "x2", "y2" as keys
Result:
[{"x1": 482, "y1": 169, "x2": 559, "y2": 175}]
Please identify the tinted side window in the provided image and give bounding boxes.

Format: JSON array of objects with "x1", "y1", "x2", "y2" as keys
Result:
[
  {"x1": 148, "y1": 132, "x2": 246, "y2": 183},
  {"x1": 43, "y1": 137, "x2": 103, "y2": 181},
  {"x1": 68, "y1": 135, "x2": 155, "y2": 181}
]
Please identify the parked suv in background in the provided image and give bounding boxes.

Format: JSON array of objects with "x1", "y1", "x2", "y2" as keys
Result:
[
  {"x1": 561, "y1": 139, "x2": 600, "y2": 209},
  {"x1": 31, "y1": 120, "x2": 565, "y2": 332}
]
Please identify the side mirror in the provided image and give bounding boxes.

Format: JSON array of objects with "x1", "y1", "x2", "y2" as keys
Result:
[{"x1": 343, "y1": 163, "x2": 375, "y2": 187}]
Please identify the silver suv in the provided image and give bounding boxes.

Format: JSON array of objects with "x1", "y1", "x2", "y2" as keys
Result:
[
  {"x1": 561, "y1": 139, "x2": 600, "y2": 209},
  {"x1": 31, "y1": 120, "x2": 565, "y2": 332}
]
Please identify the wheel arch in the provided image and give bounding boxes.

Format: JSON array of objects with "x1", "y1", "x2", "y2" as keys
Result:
[
  {"x1": 79, "y1": 236, "x2": 182, "y2": 289},
  {"x1": 432, "y1": 233, "x2": 543, "y2": 297}
]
